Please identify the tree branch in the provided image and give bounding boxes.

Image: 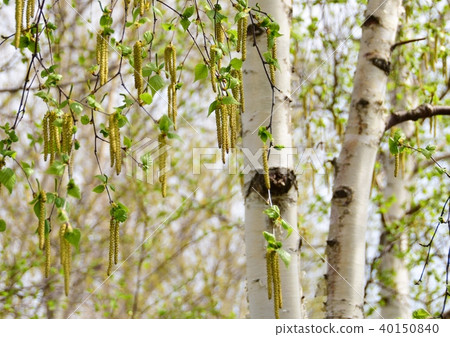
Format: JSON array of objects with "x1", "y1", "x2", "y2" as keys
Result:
[{"x1": 385, "y1": 104, "x2": 450, "y2": 131}]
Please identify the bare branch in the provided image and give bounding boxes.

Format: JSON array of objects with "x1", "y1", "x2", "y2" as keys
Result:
[{"x1": 385, "y1": 104, "x2": 450, "y2": 131}]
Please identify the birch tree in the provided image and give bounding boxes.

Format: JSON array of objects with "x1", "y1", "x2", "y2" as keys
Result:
[
  {"x1": 326, "y1": 0, "x2": 403, "y2": 318},
  {"x1": 242, "y1": 0, "x2": 303, "y2": 319}
]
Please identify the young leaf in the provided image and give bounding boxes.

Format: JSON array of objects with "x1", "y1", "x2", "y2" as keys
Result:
[
  {"x1": 263, "y1": 231, "x2": 276, "y2": 244},
  {"x1": 280, "y1": 219, "x2": 293, "y2": 237},
  {"x1": 276, "y1": 248, "x2": 291, "y2": 267},
  {"x1": 67, "y1": 179, "x2": 81, "y2": 199},
  {"x1": 0, "y1": 168, "x2": 16, "y2": 194},
  {"x1": 194, "y1": 63, "x2": 208, "y2": 82},
  {"x1": 64, "y1": 228, "x2": 81, "y2": 249},
  {"x1": 159, "y1": 115, "x2": 173, "y2": 133},
  {"x1": 412, "y1": 308, "x2": 430, "y2": 319},
  {"x1": 140, "y1": 92, "x2": 153, "y2": 105},
  {"x1": 92, "y1": 184, "x2": 105, "y2": 193},
  {"x1": 263, "y1": 205, "x2": 280, "y2": 220}
]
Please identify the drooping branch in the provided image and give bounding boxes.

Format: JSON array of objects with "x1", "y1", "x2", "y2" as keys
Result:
[{"x1": 385, "y1": 104, "x2": 450, "y2": 131}]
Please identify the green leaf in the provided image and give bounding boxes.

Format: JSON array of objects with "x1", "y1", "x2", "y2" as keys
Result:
[
  {"x1": 274, "y1": 145, "x2": 285, "y2": 150},
  {"x1": 263, "y1": 205, "x2": 281, "y2": 220},
  {"x1": 80, "y1": 115, "x2": 90, "y2": 125},
  {"x1": 412, "y1": 308, "x2": 430, "y2": 319},
  {"x1": 55, "y1": 197, "x2": 65, "y2": 208},
  {"x1": 280, "y1": 219, "x2": 293, "y2": 237},
  {"x1": 143, "y1": 31, "x2": 153, "y2": 44},
  {"x1": 20, "y1": 161, "x2": 33, "y2": 178},
  {"x1": 64, "y1": 228, "x2": 81, "y2": 249},
  {"x1": 87, "y1": 95, "x2": 104, "y2": 111},
  {"x1": 180, "y1": 18, "x2": 191, "y2": 31},
  {"x1": 258, "y1": 126, "x2": 273, "y2": 143},
  {"x1": 0, "y1": 168, "x2": 16, "y2": 194},
  {"x1": 162, "y1": 23, "x2": 175, "y2": 31},
  {"x1": 95, "y1": 174, "x2": 108, "y2": 183},
  {"x1": 276, "y1": 248, "x2": 291, "y2": 267},
  {"x1": 194, "y1": 63, "x2": 208, "y2": 82},
  {"x1": 159, "y1": 115, "x2": 172, "y2": 133},
  {"x1": 263, "y1": 231, "x2": 276, "y2": 244},
  {"x1": 0, "y1": 219, "x2": 6, "y2": 232},
  {"x1": 45, "y1": 161, "x2": 66, "y2": 176},
  {"x1": 92, "y1": 184, "x2": 105, "y2": 193},
  {"x1": 388, "y1": 137, "x2": 399, "y2": 155},
  {"x1": 140, "y1": 92, "x2": 153, "y2": 105},
  {"x1": 222, "y1": 96, "x2": 240, "y2": 105},
  {"x1": 208, "y1": 100, "x2": 218, "y2": 116},
  {"x1": 182, "y1": 6, "x2": 195, "y2": 18},
  {"x1": 67, "y1": 179, "x2": 81, "y2": 199},
  {"x1": 148, "y1": 75, "x2": 165, "y2": 95},
  {"x1": 230, "y1": 58, "x2": 243, "y2": 70},
  {"x1": 167, "y1": 132, "x2": 182, "y2": 141},
  {"x1": 70, "y1": 102, "x2": 83, "y2": 114},
  {"x1": 100, "y1": 15, "x2": 113, "y2": 28}
]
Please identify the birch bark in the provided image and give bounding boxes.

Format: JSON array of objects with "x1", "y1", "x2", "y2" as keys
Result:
[
  {"x1": 242, "y1": 0, "x2": 303, "y2": 318},
  {"x1": 326, "y1": 0, "x2": 403, "y2": 318}
]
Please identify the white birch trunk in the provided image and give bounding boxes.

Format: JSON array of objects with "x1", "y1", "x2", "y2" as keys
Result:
[
  {"x1": 242, "y1": 0, "x2": 303, "y2": 318},
  {"x1": 326, "y1": 0, "x2": 402, "y2": 318}
]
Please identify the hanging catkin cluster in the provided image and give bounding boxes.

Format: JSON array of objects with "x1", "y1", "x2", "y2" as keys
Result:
[
  {"x1": 60, "y1": 223, "x2": 72, "y2": 296},
  {"x1": 42, "y1": 111, "x2": 60, "y2": 163},
  {"x1": 165, "y1": 43, "x2": 177, "y2": 129},
  {"x1": 231, "y1": 69, "x2": 245, "y2": 114},
  {"x1": 108, "y1": 112, "x2": 122, "y2": 175},
  {"x1": 61, "y1": 113, "x2": 73, "y2": 155},
  {"x1": 236, "y1": 16, "x2": 247, "y2": 61},
  {"x1": 14, "y1": 0, "x2": 24, "y2": 48},
  {"x1": 158, "y1": 134, "x2": 168, "y2": 198},
  {"x1": 96, "y1": 32, "x2": 109, "y2": 86},
  {"x1": 26, "y1": 0, "x2": 35, "y2": 29},
  {"x1": 133, "y1": 41, "x2": 143, "y2": 102},
  {"x1": 266, "y1": 250, "x2": 282, "y2": 319},
  {"x1": 214, "y1": 103, "x2": 238, "y2": 164},
  {"x1": 38, "y1": 190, "x2": 47, "y2": 250},
  {"x1": 107, "y1": 212, "x2": 120, "y2": 276},
  {"x1": 267, "y1": 31, "x2": 277, "y2": 85}
]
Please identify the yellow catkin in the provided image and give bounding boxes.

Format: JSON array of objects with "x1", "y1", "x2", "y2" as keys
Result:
[
  {"x1": 62, "y1": 113, "x2": 73, "y2": 155},
  {"x1": 64, "y1": 223, "x2": 72, "y2": 296},
  {"x1": 271, "y1": 251, "x2": 280, "y2": 318},
  {"x1": 48, "y1": 110, "x2": 60, "y2": 164},
  {"x1": 237, "y1": 18, "x2": 242, "y2": 53},
  {"x1": 263, "y1": 144, "x2": 270, "y2": 189},
  {"x1": 100, "y1": 34, "x2": 109, "y2": 86},
  {"x1": 230, "y1": 104, "x2": 237, "y2": 149},
  {"x1": 43, "y1": 112, "x2": 49, "y2": 161},
  {"x1": 221, "y1": 104, "x2": 229, "y2": 163},
  {"x1": 238, "y1": 69, "x2": 244, "y2": 114},
  {"x1": 59, "y1": 223, "x2": 71, "y2": 296},
  {"x1": 158, "y1": 134, "x2": 167, "y2": 198},
  {"x1": 96, "y1": 33, "x2": 102, "y2": 66},
  {"x1": 215, "y1": 109, "x2": 222, "y2": 149},
  {"x1": 268, "y1": 31, "x2": 277, "y2": 85},
  {"x1": 26, "y1": 0, "x2": 35, "y2": 29},
  {"x1": 210, "y1": 46, "x2": 217, "y2": 92},
  {"x1": 215, "y1": 22, "x2": 224, "y2": 69},
  {"x1": 266, "y1": 251, "x2": 273, "y2": 300},
  {"x1": 109, "y1": 113, "x2": 116, "y2": 168},
  {"x1": 14, "y1": 0, "x2": 24, "y2": 48},
  {"x1": 114, "y1": 220, "x2": 119, "y2": 265},
  {"x1": 44, "y1": 230, "x2": 50, "y2": 278},
  {"x1": 107, "y1": 217, "x2": 115, "y2": 276},
  {"x1": 274, "y1": 252, "x2": 282, "y2": 310},
  {"x1": 115, "y1": 113, "x2": 122, "y2": 175},
  {"x1": 394, "y1": 153, "x2": 399, "y2": 178},
  {"x1": 133, "y1": 41, "x2": 143, "y2": 101},
  {"x1": 38, "y1": 190, "x2": 46, "y2": 250},
  {"x1": 139, "y1": 0, "x2": 145, "y2": 16},
  {"x1": 241, "y1": 16, "x2": 247, "y2": 61},
  {"x1": 165, "y1": 44, "x2": 177, "y2": 129}
]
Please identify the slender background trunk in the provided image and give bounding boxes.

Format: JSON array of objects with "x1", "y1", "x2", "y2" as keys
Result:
[
  {"x1": 326, "y1": 0, "x2": 402, "y2": 318},
  {"x1": 242, "y1": 0, "x2": 303, "y2": 318}
]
